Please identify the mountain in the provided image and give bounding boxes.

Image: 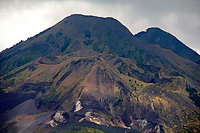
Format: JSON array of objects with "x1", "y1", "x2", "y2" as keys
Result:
[
  {"x1": 0, "y1": 14, "x2": 200, "y2": 133},
  {"x1": 0, "y1": 14, "x2": 133, "y2": 76},
  {"x1": 135, "y1": 27, "x2": 200, "y2": 65}
]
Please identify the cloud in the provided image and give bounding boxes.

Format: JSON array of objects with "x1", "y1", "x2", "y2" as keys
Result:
[
  {"x1": 0, "y1": 0, "x2": 199, "y2": 54},
  {"x1": 161, "y1": 13, "x2": 178, "y2": 27}
]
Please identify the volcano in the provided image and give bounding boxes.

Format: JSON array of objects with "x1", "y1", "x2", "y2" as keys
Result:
[{"x1": 0, "y1": 14, "x2": 199, "y2": 133}]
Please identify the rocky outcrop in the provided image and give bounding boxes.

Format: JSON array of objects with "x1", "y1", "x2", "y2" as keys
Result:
[
  {"x1": 74, "y1": 100, "x2": 83, "y2": 112},
  {"x1": 129, "y1": 117, "x2": 164, "y2": 133},
  {"x1": 79, "y1": 111, "x2": 106, "y2": 125},
  {"x1": 48, "y1": 119, "x2": 58, "y2": 127},
  {"x1": 48, "y1": 111, "x2": 66, "y2": 127},
  {"x1": 53, "y1": 111, "x2": 66, "y2": 123},
  {"x1": 79, "y1": 111, "x2": 131, "y2": 129}
]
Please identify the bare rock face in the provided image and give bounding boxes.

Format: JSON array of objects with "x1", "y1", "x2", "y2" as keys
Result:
[
  {"x1": 48, "y1": 119, "x2": 58, "y2": 127},
  {"x1": 136, "y1": 119, "x2": 148, "y2": 129},
  {"x1": 85, "y1": 112, "x2": 102, "y2": 125},
  {"x1": 129, "y1": 117, "x2": 164, "y2": 133},
  {"x1": 79, "y1": 111, "x2": 131, "y2": 129},
  {"x1": 48, "y1": 111, "x2": 66, "y2": 127},
  {"x1": 74, "y1": 100, "x2": 83, "y2": 112},
  {"x1": 79, "y1": 111, "x2": 107, "y2": 125},
  {"x1": 53, "y1": 111, "x2": 66, "y2": 123}
]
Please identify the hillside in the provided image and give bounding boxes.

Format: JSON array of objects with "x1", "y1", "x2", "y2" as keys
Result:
[
  {"x1": 135, "y1": 27, "x2": 200, "y2": 65},
  {"x1": 0, "y1": 14, "x2": 200, "y2": 133}
]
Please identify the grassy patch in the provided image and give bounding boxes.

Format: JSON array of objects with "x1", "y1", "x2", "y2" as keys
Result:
[
  {"x1": 76, "y1": 127, "x2": 104, "y2": 133},
  {"x1": 120, "y1": 74, "x2": 152, "y2": 92}
]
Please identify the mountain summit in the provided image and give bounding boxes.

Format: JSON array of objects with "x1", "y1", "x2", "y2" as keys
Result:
[
  {"x1": 135, "y1": 27, "x2": 200, "y2": 64},
  {"x1": 0, "y1": 14, "x2": 200, "y2": 133},
  {"x1": 0, "y1": 14, "x2": 134, "y2": 76}
]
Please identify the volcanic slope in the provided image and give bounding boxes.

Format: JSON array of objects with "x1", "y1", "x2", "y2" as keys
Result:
[
  {"x1": 135, "y1": 27, "x2": 200, "y2": 65},
  {"x1": 0, "y1": 14, "x2": 200, "y2": 133}
]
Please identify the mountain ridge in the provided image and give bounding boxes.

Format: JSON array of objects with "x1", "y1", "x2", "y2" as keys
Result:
[
  {"x1": 0, "y1": 14, "x2": 200, "y2": 133},
  {"x1": 135, "y1": 27, "x2": 200, "y2": 65}
]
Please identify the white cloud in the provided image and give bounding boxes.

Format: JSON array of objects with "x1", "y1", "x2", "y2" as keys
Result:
[
  {"x1": 161, "y1": 13, "x2": 178, "y2": 27},
  {"x1": 132, "y1": 18, "x2": 151, "y2": 33}
]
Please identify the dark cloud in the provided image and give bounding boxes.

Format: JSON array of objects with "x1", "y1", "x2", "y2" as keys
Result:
[{"x1": 0, "y1": 0, "x2": 199, "y2": 53}]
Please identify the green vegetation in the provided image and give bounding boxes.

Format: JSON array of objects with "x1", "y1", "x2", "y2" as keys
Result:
[
  {"x1": 186, "y1": 85, "x2": 200, "y2": 107},
  {"x1": 135, "y1": 27, "x2": 200, "y2": 64},
  {"x1": 85, "y1": 30, "x2": 91, "y2": 38},
  {"x1": 13, "y1": 69, "x2": 32, "y2": 84},
  {"x1": 37, "y1": 86, "x2": 70, "y2": 109},
  {"x1": 113, "y1": 97, "x2": 123, "y2": 107},
  {"x1": 61, "y1": 36, "x2": 71, "y2": 52},
  {"x1": 56, "y1": 32, "x2": 63, "y2": 38},
  {"x1": 84, "y1": 40, "x2": 93, "y2": 46},
  {"x1": 49, "y1": 121, "x2": 136, "y2": 133},
  {"x1": 120, "y1": 74, "x2": 152, "y2": 92},
  {"x1": 0, "y1": 14, "x2": 200, "y2": 133},
  {"x1": 46, "y1": 34, "x2": 54, "y2": 42},
  {"x1": 76, "y1": 127, "x2": 104, "y2": 133}
]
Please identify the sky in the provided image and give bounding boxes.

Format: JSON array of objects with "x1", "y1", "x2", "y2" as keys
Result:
[{"x1": 0, "y1": 0, "x2": 200, "y2": 54}]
